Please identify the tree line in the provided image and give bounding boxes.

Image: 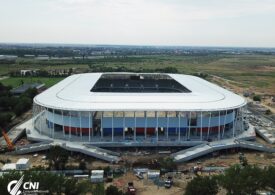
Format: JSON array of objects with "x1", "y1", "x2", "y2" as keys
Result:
[
  {"x1": 185, "y1": 164, "x2": 275, "y2": 195},
  {"x1": 0, "y1": 83, "x2": 37, "y2": 128}
]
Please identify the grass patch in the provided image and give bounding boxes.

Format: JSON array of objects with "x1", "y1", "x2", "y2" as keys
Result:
[{"x1": 0, "y1": 77, "x2": 64, "y2": 88}]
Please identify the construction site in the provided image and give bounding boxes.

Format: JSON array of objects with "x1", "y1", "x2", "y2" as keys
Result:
[{"x1": 0, "y1": 74, "x2": 275, "y2": 194}]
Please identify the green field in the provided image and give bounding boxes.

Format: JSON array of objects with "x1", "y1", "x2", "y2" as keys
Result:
[{"x1": 0, "y1": 77, "x2": 64, "y2": 88}]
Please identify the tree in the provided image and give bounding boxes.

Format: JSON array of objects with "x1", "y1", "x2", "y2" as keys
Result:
[
  {"x1": 265, "y1": 109, "x2": 272, "y2": 115},
  {"x1": 262, "y1": 166, "x2": 275, "y2": 192},
  {"x1": 13, "y1": 96, "x2": 32, "y2": 116},
  {"x1": 78, "y1": 161, "x2": 86, "y2": 170},
  {"x1": 47, "y1": 146, "x2": 69, "y2": 170},
  {"x1": 185, "y1": 176, "x2": 218, "y2": 195},
  {"x1": 159, "y1": 157, "x2": 177, "y2": 172},
  {"x1": 219, "y1": 164, "x2": 264, "y2": 195},
  {"x1": 0, "y1": 113, "x2": 13, "y2": 128},
  {"x1": 253, "y1": 95, "x2": 261, "y2": 102},
  {"x1": 24, "y1": 87, "x2": 38, "y2": 99},
  {"x1": 92, "y1": 183, "x2": 105, "y2": 195},
  {"x1": 105, "y1": 185, "x2": 124, "y2": 195}
]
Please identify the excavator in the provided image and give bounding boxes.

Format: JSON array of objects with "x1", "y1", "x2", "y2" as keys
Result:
[{"x1": 1, "y1": 129, "x2": 14, "y2": 151}]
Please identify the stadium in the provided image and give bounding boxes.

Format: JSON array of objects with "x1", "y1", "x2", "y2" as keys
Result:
[{"x1": 32, "y1": 73, "x2": 248, "y2": 147}]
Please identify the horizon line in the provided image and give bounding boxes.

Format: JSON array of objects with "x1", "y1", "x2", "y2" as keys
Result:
[{"x1": 0, "y1": 42, "x2": 275, "y2": 49}]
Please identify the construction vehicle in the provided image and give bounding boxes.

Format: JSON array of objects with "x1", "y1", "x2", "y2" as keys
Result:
[
  {"x1": 1, "y1": 129, "x2": 14, "y2": 151},
  {"x1": 164, "y1": 176, "x2": 173, "y2": 188},
  {"x1": 127, "y1": 182, "x2": 136, "y2": 195}
]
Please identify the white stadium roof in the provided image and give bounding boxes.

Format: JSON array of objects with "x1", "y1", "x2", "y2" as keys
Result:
[{"x1": 34, "y1": 73, "x2": 246, "y2": 111}]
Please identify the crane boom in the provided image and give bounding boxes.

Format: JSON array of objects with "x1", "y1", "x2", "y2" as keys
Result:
[{"x1": 1, "y1": 130, "x2": 14, "y2": 150}]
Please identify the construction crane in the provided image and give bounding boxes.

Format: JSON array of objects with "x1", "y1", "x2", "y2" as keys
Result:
[{"x1": 1, "y1": 129, "x2": 14, "y2": 151}]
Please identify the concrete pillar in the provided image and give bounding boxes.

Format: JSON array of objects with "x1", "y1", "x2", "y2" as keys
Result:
[
  {"x1": 145, "y1": 111, "x2": 147, "y2": 140},
  {"x1": 123, "y1": 112, "x2": 125, "y2": 140},
  {"x1": 233, "y1": 109, "x2": 236, "y2": 137},
  {"x1": 101, "y1": 112, "x2": 103, "y2": 140},
  {"x1": 207, "y1": 112, "x2": 211, "y2": 139},
  {"x1": 79, "y1": 112, "x2": 82, "y2": 140},
  {"x1": 156, "y1": 111, "x2": 158, "y2": 142},
  {"x1": 89, "y1": 112, "x2": 91, "y2": 142},
  {"x1": 52, "y1": 109, "x2": 55, "y2": 139},
  {"x1": 222, "y1": 110, "x2": 227, "y2": 138},
  {"x1": 134, "y1": 112, "x2": 137, "y2": 141},
  {"x1": 188, "y1": 112, "x2": 191, "y2": 140},
  {"x1": 218, "y1": 111, "x2": 221, "y2": 140},
  {"x1": 178, "y1": 112, "x2": 180, "y2": 141},
  {"x1": 69, "y1": 111, "x2": 72, "y2": 140},
  {"x1": 200, "y1": 112, "x2": 203, "y2": 141},
  {"x1": 112, "y1": 111, "x2": 114, "y2": 142},
  {"x1": 39, "y1": 106, "x2": 42, "y2": 135},
  {"x1": 62, "y1": 110, "x2": 65, "y2": 137},
  {"x1": 241, "y1": 107, "x2": 244, "y2": 132},
  {"x1": 32, "y1": 104, "x2": 34, "y2": 128},
  {"x1": 166, "y1": 112, "x2": 169, "y2": 140}
]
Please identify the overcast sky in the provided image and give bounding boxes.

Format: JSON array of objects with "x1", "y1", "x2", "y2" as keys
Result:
[{"x1": 0, "y1": 0, "x2": 275, "y2": 47}]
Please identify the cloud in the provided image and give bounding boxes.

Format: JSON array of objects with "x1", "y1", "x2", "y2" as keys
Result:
[{"x1": 48, "y1": 0, "x2": 275, "y2": 21}]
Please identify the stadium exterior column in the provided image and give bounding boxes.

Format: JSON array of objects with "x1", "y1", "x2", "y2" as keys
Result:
[
  {"x1": 218, "y1": 111, "x2": 221, "y2": 140},
  {"x1": 207, "y1": 112, "x2": 211, "y2": 139},
  {"x1": 91, "y1": 112, "x2": 94, "y2": 139},
  {"x1": 200, "y1": 112, "x2": 203, "y2": 141},
  {"x1": 232, "y1": 109, "x2": 236, "y2": 137},
  {"x1": 145, "y1": 111, "x2": 147, "y2": 140},
  {"x1": 134, "y1": 112, "x2": 137, "y2": 141},
  {"x1": 69, "y1": 111, "x2": 72, "y2": 140},
  {"x1": 166, "y1": 112, "x2": 169, "y2": 140},
  {"x1": 80, "y1": 112, "x2": 82, "y2": 140},
  {"x1": 241, "y1": 107, "x2": 244, "y2": 132},
  {"x1": 62, "y1": 110, "x2": 65, "y2": 137},
  {"x1": 123, "y1": 112, "x2": 125, "y2": 140},
  {"x1": 156, "y1": 111, "x2": 158, "y2": 142},
  {"x1": 39, "y1": 106, "x2": 42, "y2": 135},
  {"x1": 101, "y1": 112, "x2": 103, "y2": 140},
  {"x1": 52, "y1": 109, "x2": 55, "y2": 139},
  {"x1": 89, "y1": 112, "x2": 91, "y2": 142},
  {"x1": 112, "y1": 111, "x2": 114, "y2": 142},
  {"x1": 178, "y1": 112, "x2": 180, "y2": 141},
  {"x1": 188, "y1": 112, "x2": 191, "y2": 140},
  {"x1": 222, "y1": 110, "x2": 227, "y2": 138},
  {"x1": 32, "y1": 104, "x2": 34, "y2": 128}
]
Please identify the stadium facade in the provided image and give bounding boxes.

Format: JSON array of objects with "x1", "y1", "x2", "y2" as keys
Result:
[{"x1": 32, "y1": 73, "x2": 248, "y2": 145}]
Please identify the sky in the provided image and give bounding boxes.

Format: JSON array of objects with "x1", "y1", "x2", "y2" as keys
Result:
[{"x1": 0, "y1": 0, "x2": 275, "y2": 47}]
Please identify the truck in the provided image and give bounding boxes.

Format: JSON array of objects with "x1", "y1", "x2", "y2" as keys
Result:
[
  {"x1": 127, "y1": 182, "x2": 136, "y2": 195},
  {"x1": 164, "y1": 176, "x2": 173, "y2": 188}
]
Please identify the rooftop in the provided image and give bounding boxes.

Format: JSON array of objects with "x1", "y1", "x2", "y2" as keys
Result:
[
  {"x1": 11, "y1": 83, "x2": 45, "y2": 94},
  {"x1": 34, "y1": 73, "x2": 246, "y2": 111},
  {"x1": 16, "y1": 158, "x2": 29, "y2": 164}
]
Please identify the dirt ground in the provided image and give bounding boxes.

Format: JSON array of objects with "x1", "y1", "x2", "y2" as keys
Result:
[{"x1": 210, "y1": 76, "x2": 275, "y2": 113}]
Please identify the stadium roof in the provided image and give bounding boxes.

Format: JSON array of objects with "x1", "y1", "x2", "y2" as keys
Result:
[{"x1": 34, "y1": 73, "x2": 246, "y2": 111}]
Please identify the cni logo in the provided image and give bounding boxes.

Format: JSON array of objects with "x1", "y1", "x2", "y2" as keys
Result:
[{"x1": 7, "y1": 175, "x2": 39, "y2": 195}]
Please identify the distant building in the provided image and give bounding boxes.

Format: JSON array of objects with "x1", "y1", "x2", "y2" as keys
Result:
[
  {"x1": 0, "y1": 55, "x2": 18, "y2": 60},
  {"x1": 24, "y1": 54, "x2": 35, "y2": 58},
  {"x1": 36, "y1": 55, "x2": 49, "y2": 60},
  {"x1": 20, "y1": 69, "x2": 38, "y2": 76},
  {"x1": 11, "y1": 83, "x2": 45, "y2": 95}
]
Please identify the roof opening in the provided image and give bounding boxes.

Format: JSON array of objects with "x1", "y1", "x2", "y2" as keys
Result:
[{"x1": 91, "y1": 73, "x2": 191, "y2": 93}]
